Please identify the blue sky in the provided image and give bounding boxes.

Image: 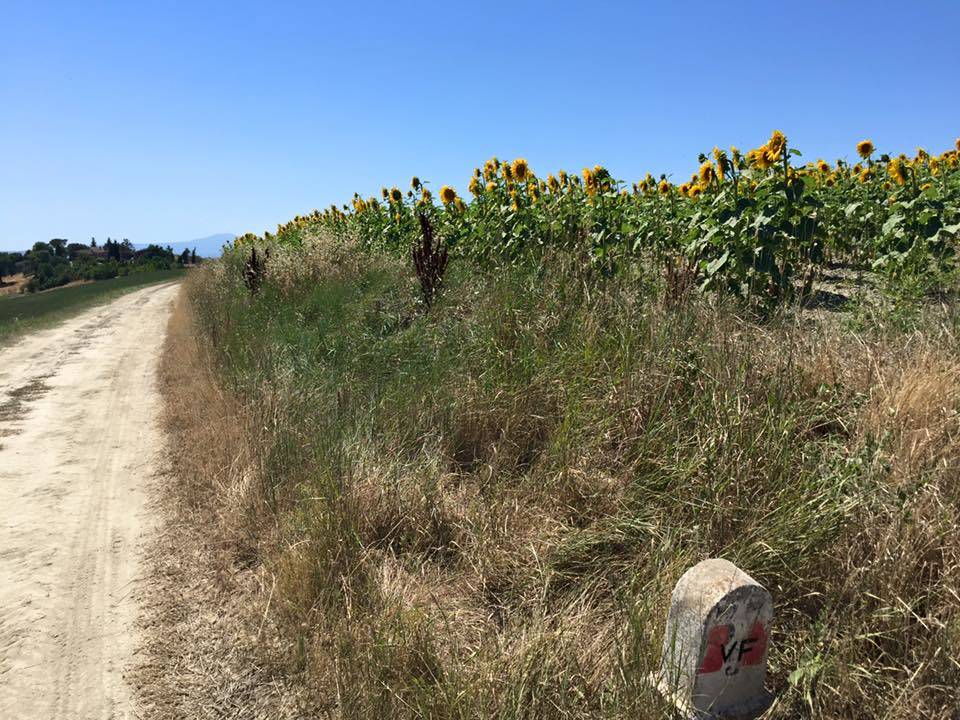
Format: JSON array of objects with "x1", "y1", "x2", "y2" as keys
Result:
[{"x1": 2, "y1": 1, "x2": 959, "y2": 251}]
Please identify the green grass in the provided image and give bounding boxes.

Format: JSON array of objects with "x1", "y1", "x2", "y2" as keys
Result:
[
  {"x1": 185, "y1": 239, "x2": 960, "y2": 719},
  {"x1": 0, "y1": 268, "x2": 186, "y2": 344}
]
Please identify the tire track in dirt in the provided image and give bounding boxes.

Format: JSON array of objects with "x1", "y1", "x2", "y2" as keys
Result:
[{"x1": 0, "y1": 282, "x2": 180, "y2": 720}]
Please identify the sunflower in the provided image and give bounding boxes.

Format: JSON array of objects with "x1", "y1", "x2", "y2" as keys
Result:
[
  {"x1": 956, "y1": 139, "x2": 960, "y2": 152},
  {"x1": 455, "y1": 197, "x2": 466, "y2": 212},
  {"x1": 582, "y1": 167, "x2": 596, "y2": 195},
  {"x1": 411, "y1": 176, "x2": 421, "y2": 190},
  {"x1": 486, "y1": 181, "x2": 496, "y2": 192},
  {"x1": 511, "y1": 158, "x2": 529, "y2": 181},
  {"x1": 689, "y1": 184, "x2": 702, "y2": 198},
  {"x1": 766, "y1": 130, "x2": 787, "y2": 160},
  {"x1": 816, "y1": 159, "x2": 831, "y2": 174},
  {"x1": 920, "y1": 183, "x2": 931, "y2": 191},
  {"x1": 658, "y1": 180, "x2": 671, "y2": 195},
  {"x1": 698, "y1": 161, "x2": 716, "y2": 186},
  {"x1": 715, "y1": 151, "x2": 730, "y2": 180},
  {"x1": 887, "y1": 157, "x2": 907, "y2": 185},
  {"x1": 390, "y1": 187, "x2": 403, "y2": 203},
  {"x1": 439, "y1": 185, "x2": 457, "y2": 204},
  {"x1": 856, "y1": 140, "x2": 874, "y2": 158},
  {"x1": 747, "y1": 147, "x2": 773, "y2": 170},
  {"x1": 483, "y1": 160, "x2": 497, "y2": 181},
  {"x1": 678, "y1": 182, "x2": 690, "y2": 196},
  {"x1": 421, "y1": 188, "x2": 433, "y2": 202},
  {"x1": 502, "y1": 163, "x2": 513, "y2": 181},
  {"x1": 558, "y1": 170, "x2": 568, "y2": 185},
  {"x1": 468, "y1": 177, "x2": 481, "y2": 195},
  {"x1": 381, "y1": 187, "x2": 389, "y2": 200},
  {"x1": 858, "y1": 169, "x2": 870, "y2": 184}
]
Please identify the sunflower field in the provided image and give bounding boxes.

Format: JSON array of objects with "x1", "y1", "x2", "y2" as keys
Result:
[{"x1": 233, "y1": 133, "x2": 960, "y2": 304}]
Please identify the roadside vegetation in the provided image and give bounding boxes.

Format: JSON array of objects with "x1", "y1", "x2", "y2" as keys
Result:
[
  {"x1": 0, "y1": 238, "x2": 196, "y2": 294},
  {"x1": 0, "y1": 268, "x2": 186, "y2": 344},
  {"x1": 175, "y1": 133, "x2": 960, "y2": 719}
]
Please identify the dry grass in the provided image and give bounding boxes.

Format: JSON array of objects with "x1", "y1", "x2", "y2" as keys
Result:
[
  {"x1": 133, "y1": 287, "x2": 319, "y2": 719},
  {"x1": 0, "y1": 273, "x2": 28, "y2": 296},
  {"x1": 164, "y1": 247, "x2": 960, "y2": 719}
]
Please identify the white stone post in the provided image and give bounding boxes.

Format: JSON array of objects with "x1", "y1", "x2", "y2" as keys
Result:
[{"x1": 655, "y1": 558, "x2": 773, "y2": 719}]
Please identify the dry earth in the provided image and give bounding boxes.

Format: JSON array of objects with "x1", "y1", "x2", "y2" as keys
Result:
[
  {"x1": 0, "y1": 282, "x2": 179, "y2": 719},
  {"x1": 0, "y1": 274, "x2": 29, "y2": 296}
]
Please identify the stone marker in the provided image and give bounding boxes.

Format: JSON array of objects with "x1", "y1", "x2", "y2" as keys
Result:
[{"x1": 655, "y1": 558, "x2": 773, "y2": 719}]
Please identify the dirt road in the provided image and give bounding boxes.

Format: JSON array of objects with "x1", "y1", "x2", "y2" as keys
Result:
[{"x1": 0, "y1": 282, "x2": 179, "y2": 719}]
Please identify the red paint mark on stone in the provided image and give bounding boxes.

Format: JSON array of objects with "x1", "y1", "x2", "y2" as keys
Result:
[
  {"x1": 741, "y1": 621, "x2": 768, "y2": 666},
  {"x1": 697, "y1": 622, "x2": 768, "y2": 674},
  {"x1": 698, "y1": 624, "x2": 730, "y2": 674}
]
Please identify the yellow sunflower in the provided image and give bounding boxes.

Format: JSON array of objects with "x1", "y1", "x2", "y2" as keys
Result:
[
  {"x1": 747, "y1": 147, "x2": 773, "y2": 170},
  {"x1": 390, "y1": 187, "x2": 403, "y2": 203},
  {"x1": 698, "y1": 161, "x2": 716, "y2": 186},
  {"x1": 511, "y1": 158, "x2": 529, "y2": 181},
  {"x1": 411, "y1": 176, "x2": 421, "y2": 190},
  {"x1": 658, "y1": 180, "x2": 671, "y2": 195},
  {"x1": 887, "y1": 157, "x2": 907, "y2": 185},
  {"x1": 439, "y1": 185, "x2": 457, "y2": 204},
  {"x1": 766, "y1": 130, "x2": 786, "y2": 159},
  {"x1": 856, "y1": 140, "x2": 874, "y2": 158}
]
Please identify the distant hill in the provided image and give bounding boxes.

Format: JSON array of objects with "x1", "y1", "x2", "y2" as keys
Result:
[{"x1": 135, "y1": 233, "x2": 235, "y2": 258}]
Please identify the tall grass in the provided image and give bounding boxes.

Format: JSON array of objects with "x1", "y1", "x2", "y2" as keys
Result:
[{"x1": 184, "y1": 234, "x2": 960, "y2": 719}]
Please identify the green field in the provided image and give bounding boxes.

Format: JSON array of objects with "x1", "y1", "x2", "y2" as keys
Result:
[{"x1": 0, "y1": 268, "x2": 186, "y2": 344}]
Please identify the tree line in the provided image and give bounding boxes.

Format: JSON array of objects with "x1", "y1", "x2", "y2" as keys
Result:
[{"x1": 0, "y1": 238, "x2": 198, "y2": 293}]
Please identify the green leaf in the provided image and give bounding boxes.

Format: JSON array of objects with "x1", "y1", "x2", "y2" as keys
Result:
[
  {"x1": 882, "y1": 214, "x2": 904, "y2": 235},
  {"x1": 706, "y1": 250, "x2": 730, "y2": 276}
]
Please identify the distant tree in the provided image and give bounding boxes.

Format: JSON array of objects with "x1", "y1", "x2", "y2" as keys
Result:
[
  {"x1": 178, "y1": 249, "x2": 191, "y2": 265},
  {"x1": 49, "y1": 238, "x2": 67, "y2": 257},
  {"x1": 90, "y1": 237, "x2": 97, "y2": 248},
  {"x1": 120, "y1": 239, "x2": 134, "y2": 260},
  {"x1": 105, "y1": 239, "x2": 121, "y2": 261},
  {"x1": 190, "y1": 248, "x2": 197, "y2": 264},
  {"x1": 0, "y1": 252, "x2": 14, "y2": 283}
]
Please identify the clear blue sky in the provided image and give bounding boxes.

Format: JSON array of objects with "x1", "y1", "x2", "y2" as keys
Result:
[{"x1": 2, "y1": 1, "x2": 958, "y2": 251}]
